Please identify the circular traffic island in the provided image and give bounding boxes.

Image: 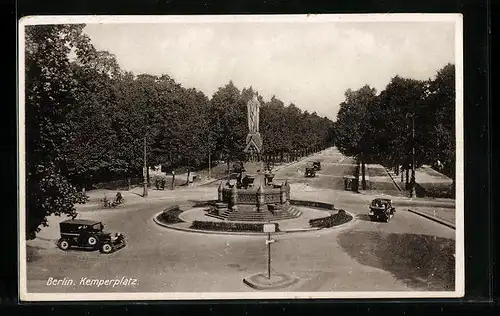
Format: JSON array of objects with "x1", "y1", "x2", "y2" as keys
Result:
[{"x1": 153, "y1": 200, "x2": 355, "y2": 235}]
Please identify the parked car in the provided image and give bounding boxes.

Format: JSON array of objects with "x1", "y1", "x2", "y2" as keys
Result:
[
  {"x1": 368, "y1": 198, "x2": 396, "y2": 222},
  {"x1": 305, "y1": 163, "x2": 316, "y2": 177},
  {"x1": 312, "y1": 161, "x2": 322, "y2": 171},
  {"x1": 57, "y1": 219, "x2": 126, "y2": 253}
]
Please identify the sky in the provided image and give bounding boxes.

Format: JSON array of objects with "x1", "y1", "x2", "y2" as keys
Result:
[{"x1": 83, "y1": 18, "x2": 456, "y2": 120}]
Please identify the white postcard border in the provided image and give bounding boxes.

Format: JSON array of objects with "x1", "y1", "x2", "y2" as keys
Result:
[{"x1": 18, "y1": 13, "x2": 465, "y2": 301}]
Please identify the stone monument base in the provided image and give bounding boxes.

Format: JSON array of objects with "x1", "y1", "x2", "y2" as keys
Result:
[{"x1": 208, "y1": 203, "x2": 301, "y2": 222}]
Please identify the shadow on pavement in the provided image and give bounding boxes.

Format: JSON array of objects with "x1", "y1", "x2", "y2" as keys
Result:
[
  {"x1": 356, "y1": 214, "x2": 372, "y2": 222},
  {"x1": 26, "y1": 245, "x2": 42, "y2": 263},
  {"x1": 337, "y1": 231, "x2": 455, "y2": 291}
]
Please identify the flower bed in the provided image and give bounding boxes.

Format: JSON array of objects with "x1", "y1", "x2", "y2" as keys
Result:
[
  {"x1": 309, "y1": 209, "x2": 352, "y2": 228},
  {"x1": 190, "y1": 221, "x2": 280, "y2": 233},
  {"x1": 158, "y1": 205, "x2": 184, "y2": 224}
]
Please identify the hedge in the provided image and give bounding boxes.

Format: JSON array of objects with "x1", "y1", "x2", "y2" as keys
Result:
[
  {"x1": 309, "y1": 209, "x2": 352, "y2": 228},
  {"x1": 91, "y1": 178, "x2": 142, "y2": 190},
  {"x1": 190, "y1": 221, "x2": 280, "y2": 233},
  {"x1": 289, "y1": 200, "x2": 335, "y2": 210},
  {"x1": 159, "y1": 205, "x2": 184, "y2": 224},
  {"x1": 192, "y1": 200, "x2": 218, "y2": 207}
]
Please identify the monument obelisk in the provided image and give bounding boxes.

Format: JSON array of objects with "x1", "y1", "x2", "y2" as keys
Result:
[{"x1": 243, "y1": 94, "x2": 264, "y2": 174}]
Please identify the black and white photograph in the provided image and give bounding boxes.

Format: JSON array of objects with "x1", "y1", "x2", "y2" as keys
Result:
[{"x1": 18, "y1": 14, "x2": 464, "y2": 301}]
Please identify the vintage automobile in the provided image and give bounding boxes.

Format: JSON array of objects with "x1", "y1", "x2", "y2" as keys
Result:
[
  {"x1": 312, "y1": 161, "x2": 322, "y2": 171},
  {"x1": 368, "y1": 198, "x2": 396, "y2": 222},
  {"x1": 305, "y1": 163, "x2": 316, "y2": 177},
  {"x1": 241, "y1": 174, "x2": 256, "y2": 189},
  {"x1": 57, "y1": 219, "x2": 126, "y2": 253}
]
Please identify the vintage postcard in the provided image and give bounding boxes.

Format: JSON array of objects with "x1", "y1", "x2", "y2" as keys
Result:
[{"x1": 18, "y1": 14, "x2": 464, "y2": 301}]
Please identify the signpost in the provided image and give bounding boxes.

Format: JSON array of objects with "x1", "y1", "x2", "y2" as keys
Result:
[
  {"x1": 243, "y1": 222, "x2": 299, "y2": 289},
  {"x1": 263, "y1": 223, "x2": 276, "y2": 279}
]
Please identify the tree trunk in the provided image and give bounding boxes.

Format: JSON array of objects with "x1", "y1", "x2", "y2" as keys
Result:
[
  {"x1": 208, "y1": 150, "x2": 211, "y2": 179},
  {"x1": 361, "y1": 158, "x2": 366, "y2": 190},
  {"x1": 186, "y1": 167, "x2": 191, "y2": 186},
  {"x1": 401, "y1": 164, "x2": 404, "y2": 183},
  {"x1": 405, "y1": 167, "x2": 409, "y2": 186},
  {"x1": 127, "y1": 177, "x2": 131, "y2": 191},
  {"x1": 147, "y1": 167, "x2": 150, "y2": 186},
  {"x1": 227, "y1": 159, "x2": 230, "y2": 176}
]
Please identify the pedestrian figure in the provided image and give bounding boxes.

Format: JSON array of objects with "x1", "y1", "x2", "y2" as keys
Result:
[
  {"x1": 115, "y1": 192, "x2": 123, "y2": 204},
  {"x1": 171, "y1": 170, "x2": 176, "y2": 190},
  {"x1": 436, "y1": 160, "x2": 443, "y2": 171},
  {"x1": 102, "y1": 195, "x2": 111, "y2": 208}
]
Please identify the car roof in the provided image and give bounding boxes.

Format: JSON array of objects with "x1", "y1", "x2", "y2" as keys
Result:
[
  {"x1": 372, "y1": 198, "x2": 392, "y2": 202},
  {"x1": 60, "y1": 219, "x2": 101, "y2": 225}
]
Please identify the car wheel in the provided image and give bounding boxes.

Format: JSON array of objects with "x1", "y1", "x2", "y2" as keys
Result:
[
  {"x1": 87, "y1": 236, "x2": 98, "y2": 246},
  {"x1": 58, "y1": 239, "x2": 70, "y2": 251},
  {"x1": 100, "y1": 243, "x2": 113, "y2": 254},
  {"x1": 385, "y1": 216, "x2": 391, "y2": 223}
]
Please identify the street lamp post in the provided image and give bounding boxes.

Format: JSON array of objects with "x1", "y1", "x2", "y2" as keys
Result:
[
  {"x1": 143, "y1": 135, "x2": 148, "y2": 197},
  {"x1": 208, "y1": 146, "x2": 212, "y2": 179},
  {"x1": 407, "y1": 113, "x2": 416, "y2": 198}
]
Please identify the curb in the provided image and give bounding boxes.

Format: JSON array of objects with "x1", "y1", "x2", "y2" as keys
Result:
[
  {"x1": 82, "y1": 191, "x2": 218, "y2": 208},
  {"x1": 153, "y1": 215, "x2": 287, "y2": 236},
  {"x1": 394, "y1": 199, "x2": 455, "y2": 209},
  {"x1": 382, "y1": 165, "x2": 403, "y2": 192},
  {"x1": 406, "y1": 208, "x2": 456, "y2": 230},
  {"x1": 199, "y1": 177, "x2": 228, "y2": 187},
  {"x1": 152, "y1": 208, "x2": 356, "y2": 236}
]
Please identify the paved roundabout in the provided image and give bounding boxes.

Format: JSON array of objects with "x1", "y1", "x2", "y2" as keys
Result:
[{"x1": 25, "y1": 148, "x2": 456, "y2": 294}]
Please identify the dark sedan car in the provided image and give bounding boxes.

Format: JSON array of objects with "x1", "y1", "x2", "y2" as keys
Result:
[
  {"x1": 368, "y1": 198, "x2": 396, "y2": 222},
  {"x1": 57, "y1": 219, "x2": 126, "y2": 253},
  {"x1": 312, "y1": 161, "x2": 321, "y2": 171},
  {"x1": 305, "y1": 163, "x2": 316, "y2": 177}
]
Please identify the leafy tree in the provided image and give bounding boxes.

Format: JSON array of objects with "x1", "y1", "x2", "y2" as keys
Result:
[
  {"x1": 63, "y1": 50, "x2": 124, "y2": 188},
  {"x1": 371, "y1": 76, "x2": 427, "y2": 187},
  {"x1": 208, "y1": 81, "x2": 247, "y2": 172},
  {"x1": 25, "y1": 24, "x2": 93, "y2": 238},
  {"x1": 334, "y1": 65, "x2": 455, "y2": 192},
  {"x1": 425, "y1": 64, "x2": 455, "y2": 179},
  {"x1": 334, "y1": 85, "x2": 378, "y2": 189}
]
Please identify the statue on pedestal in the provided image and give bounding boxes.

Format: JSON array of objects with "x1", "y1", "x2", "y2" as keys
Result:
[
  {"x1": 244, "y1": 94, "x2": 263, "y2": 162},
  {"x1": 247, "y1": 94, "x2": 260, "y2": 133}
]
